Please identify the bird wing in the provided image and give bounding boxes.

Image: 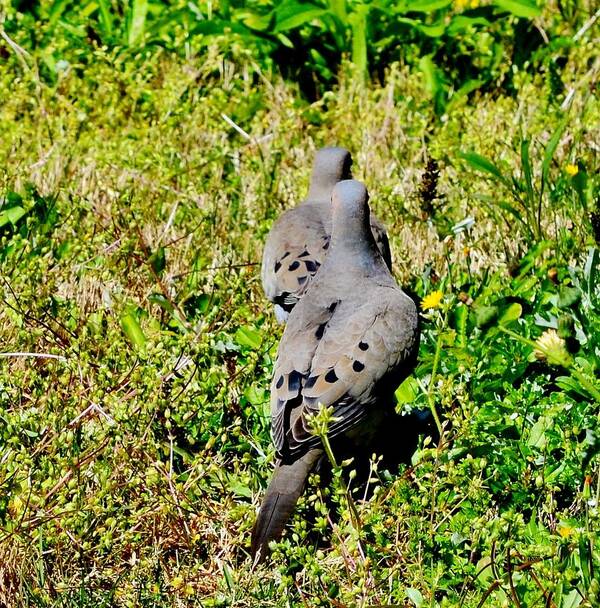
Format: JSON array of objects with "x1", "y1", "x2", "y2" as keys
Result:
[
  {"x1": 271, "y1": 288, "x2": 418, "y2": 458},
  {"x1": 261, "y1": 206, "x2": 328, "y2": 314}
]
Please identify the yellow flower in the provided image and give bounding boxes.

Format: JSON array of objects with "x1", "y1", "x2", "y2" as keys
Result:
[
  {"x1": 170, "y1": 576, "x2": 184, "y2": 590},
  {"x1": 534, "y1": 329, "x2": 572, "y2": 367},
  {"x1": 558, "y1": 525, "x2": 574, "y2": 539},
  {"x1": 184, "y1": 583, "x2": 194, "y2": 596},
  {"x1": 421, "y1": 290, "x2": 444, "y2": 310},
  {"x1": 455, "y1": 0, "x2": 479, "y2": 8},
  {"x1": 565, "y1": 164, "x2": 579, "y2": 176}
]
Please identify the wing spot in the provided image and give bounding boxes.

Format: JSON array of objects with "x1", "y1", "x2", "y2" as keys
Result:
[
  {"x1": 305, "y1": 376, "x2": 317, "y2": 389},
  {"x1": 281, "y1": 252, "x2": 290, "y2": 260},
  {"x1": 315, "y1": 323, "x2": 326, "y2": 339},
  {"x1": 353, "y1": 360, "x2": 365, "y2": 372},
  {"x1": 324, "y1": 369, "x2": 338, "y2": 383},
  {"x1": 358, "y1": 341, "x2": 369, "y2": 351},
  {"x1": 276, "y1": 375, "x2": 284, "y2": 389},
  {"x1": 304, "y1": 260, "x2": 319, "y2": 273},
  {"x1": 288, "y1": 260, "x2": 300, "y2": 271},
  {"x1": 297, "y1": 275, "x2": 308, "y2": 285},
  {"x1": 298, "y1": 250, "x2": 310, "y2": 258},
  {"x1": 328, "y1": 301, "x2": 338, "y2": 313},
  {"x1": 288, "y1": 370, "x2": 302, "y2": 392},
  {"x1": 274, "y1": 260, "x2": 282, "y2": 272}
]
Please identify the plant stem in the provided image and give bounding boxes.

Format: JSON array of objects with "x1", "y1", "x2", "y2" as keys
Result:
[
  {"x1": 320, "y1": 432, "x2": 362, "y2": 533},
  {"x1": 428, "y1": 327, "x2": 444, "y2": 437}
]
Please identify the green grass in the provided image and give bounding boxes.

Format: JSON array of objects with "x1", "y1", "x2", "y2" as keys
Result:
[{"x1": 1, "y1": 15, "x2": 600, "y2": 607}]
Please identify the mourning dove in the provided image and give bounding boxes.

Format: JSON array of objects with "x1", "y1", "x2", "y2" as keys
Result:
[
  {"x1": 251, "y1": 179, "x2": 419, "y2": 561},
  {"x1": 261, "y1": 147, "x2": 392, "y2": 323}
]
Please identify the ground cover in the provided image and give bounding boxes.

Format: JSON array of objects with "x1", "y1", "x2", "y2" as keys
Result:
[{"x1": 0, "y1": 2, "x2": 599, "y2": 606}]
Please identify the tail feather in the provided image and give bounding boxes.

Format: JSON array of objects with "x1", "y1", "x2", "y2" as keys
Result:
[{"x1": 251, "y1": 450, "x2": 322, "y2": 562}]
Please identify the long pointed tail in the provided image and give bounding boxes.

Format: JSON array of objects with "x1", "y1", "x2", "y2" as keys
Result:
[{"x1": 251, "y1": 450, "x2": 322, "y2": 562}]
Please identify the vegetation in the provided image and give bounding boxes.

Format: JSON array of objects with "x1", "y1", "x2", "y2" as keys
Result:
[{"x1": 1, "y1": 0, "x2": 599, "y2": 606}]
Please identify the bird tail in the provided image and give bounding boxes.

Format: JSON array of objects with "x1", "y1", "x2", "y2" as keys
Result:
[{"x1": 251, "y1": 450, "x2": 322, "y2": 563}]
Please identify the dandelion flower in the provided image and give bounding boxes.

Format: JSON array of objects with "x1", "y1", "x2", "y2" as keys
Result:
[
  {"x1": 558, "y1": 525, "x2": 574, "y2": 539},
  {"x1": 421, "y1": 290, "x2": 444, "y2": 310},
  {"x1": 534, "y1": 329, "x2": 572, "y2": 367},
  {"x1": 565, "y1": 164, "x2": 579, "y2": 176}
]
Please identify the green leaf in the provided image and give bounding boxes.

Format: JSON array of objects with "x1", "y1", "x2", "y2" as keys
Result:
[
  {"x1": 447, "y1": 15, "x2": 491, "y2": 35},
  {"x1": 557, "y1": 286, "x2": 581, "y2": 309},
  {"x1": 499, "y1": 302, "x2": 522, "y2": 325},
  {"x1": 127, "y1": 0, "x2": 148, "y2": 46},
  {"x1": 120, "y1": 309, "x2": 147, "y2": 348},
  {"x1": 542, "y1": 117, "x2": 568, "y2": 184},
  {"x1": 397, "y1": 17, "x2": 445, "y2": 37},
  {"x1": 528, "y1": 415, "x2": 552, "y2": 449},
  {"x1": 474, "y1": 305, "x2": 499, "y2": 328},
  {"x1": 459, "y1": 151, "x2": 510, "y2": 186},
  {"x1": 454, "y1": 304, "x2": 469, "y2": 347},
  {"x1": 148, "y1": 293, "x2": 175, "y2": 315},
  {"x1": 561, "y1": 588, "x2": 582, "y2": 608},
  {"x1": 405, "y1": 587, "x2": 424, "y2": 607},
  {"x1": 244, "y1": 384, "x2": 268, "y2": 406},
  {"x1": 395, "y1": 375, "x2": 419, "y2": 405},
  {"x1": 149, "y1": 246, "x2": 166, "y2": 275},
  {"x1": 242, "y1": 10, "x2": 273, "y2": 31},
  {"x1": 493, "y1": 0, "x2": 541, "y2": 18},
  {"x1": 235, "y1": 326, "x2": 262, "y2": 349},
  {"x1": 0, "y1": 206, "x2": 27, "y2": 227},
  {"x1": 48, "y1": 0, "x2": 70, "y2": 28},
  {"x1": 402, "y1": 0, "x2": 452, "y2": 13},
  {"x1": 275, "y1": 1, "x2": 325, "y2": 32}
]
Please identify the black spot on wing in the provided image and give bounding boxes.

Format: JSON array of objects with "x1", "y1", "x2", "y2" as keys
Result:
[
  {"x1": 323, "y1": 240, "x2": 329, "y2": 250},
  {"x1": 297, "y1": 276, "x2": 308, "y2": 285},
  {"x1": 276, "y1": 375, "x2": 284, "y2": 389},
  {"x1": 288, "y1": 370, "x2": 302, "y2": 392},
  {"x1": 315, "y1": 323, "x2": 326, "y2": 339},
  {"x1": 289, "y1": 260, "x2": 300, "y2": 271},
  {"x1": 328, "y1": 301, "x2": 338, "y2": 313},
  {"x1": 324, "y1": 369, "x2": 338, "y2": 383},
  {"x1": 281, "y1": 251, "x2": 290, "y2": 260},
  {"x1": 304, "y1": 260, "x2": 319, "y2": 273},
  {"x1": 305, "y1": 375, "x2": 317, "y2": 389},
  {"x1": 298, "y1": 250, "x2": 310, "y2": 258},
  {"x1": 353, "y1": 360, "x2": 365, "y2": 372},
  {"x1": 274, "y1": 260, "x2": 281, "y2": 272},
  {"x1": 358, "y1": 341, "x2": 369, "y2": 351}
]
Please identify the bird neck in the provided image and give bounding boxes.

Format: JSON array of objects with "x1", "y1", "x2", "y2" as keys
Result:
[
  {"x1": 306, "y1": 175, "x2": 337, "y2": 203},
  {"x1": 328, "y1": 212, "x2": 387, "y2": 273}
]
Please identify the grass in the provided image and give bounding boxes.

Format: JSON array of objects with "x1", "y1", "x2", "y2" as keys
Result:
[{"x1": 0, "y1": 24, "x2": 599, "y2": 608}]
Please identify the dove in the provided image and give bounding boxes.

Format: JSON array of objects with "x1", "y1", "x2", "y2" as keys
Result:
[
  {"x1": 261, "y1": 147, "x2": 392, "y2": 323},
  {"x1": 251, "y1": 179, "x2": 419, "y2": 562}
]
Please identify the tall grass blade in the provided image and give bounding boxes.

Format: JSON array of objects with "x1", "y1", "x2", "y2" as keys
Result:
[
  {"x1": 328, "y1": 0, "x2": 347, "y2": 21},
  {"x1": 460, "y1": 151, "x2": 511, "y2": 187},
  {"x1": 128, "y1": 0, "x2": 148, "y2": 46},
  {"x1": 97, "y1": 0, "x2": 114, "y2": 40},
  {"x1": 541, "y1": 117, "x2": 568, "y2": 184},
  {"x1": 349, "y1": 4, "x2": 368, "y2": 76}
]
